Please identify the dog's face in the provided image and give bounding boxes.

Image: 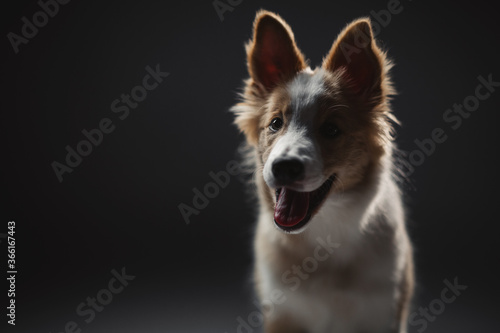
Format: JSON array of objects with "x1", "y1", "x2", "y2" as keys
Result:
[{"x1": 232, "y1": 11, "x2": 394, "y2": 233}]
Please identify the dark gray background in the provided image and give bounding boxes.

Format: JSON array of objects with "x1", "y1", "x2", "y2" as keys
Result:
[{"x1": 2, "y1": 0, "x2": 499, "y2": 332}]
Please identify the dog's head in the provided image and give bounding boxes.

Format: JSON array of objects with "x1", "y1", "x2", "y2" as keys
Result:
[{"x1": 232, "y1": 11, "x2": 395, "y2": 233}]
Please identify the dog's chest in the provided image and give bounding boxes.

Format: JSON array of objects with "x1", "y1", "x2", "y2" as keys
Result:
[
  {"x1": 267, "y1": 239, "x2": 397, "y2": 333},
  {"x1": 256, "y1": 208, "x2": 399, "y2": 332}
]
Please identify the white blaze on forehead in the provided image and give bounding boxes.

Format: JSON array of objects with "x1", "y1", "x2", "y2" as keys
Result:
[
  {"x1": 262, "y1": 69, "x2": 327, "y2": 192},
  {"x1": 287, "y1": 68, "x2": 327, "y2": 127}
]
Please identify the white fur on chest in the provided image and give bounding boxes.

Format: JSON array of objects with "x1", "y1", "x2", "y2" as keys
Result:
[{"x1": 255, "y1": 168, "x2": 405, "y2": 333}]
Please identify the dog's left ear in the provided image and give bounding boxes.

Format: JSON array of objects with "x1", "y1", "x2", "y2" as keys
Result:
[
  {"x1": 246, "y1": 10, "x2": 306, "y2": 91},
  {"x1": 322, "y1": 19, "x2": 385, "y2": 101}
]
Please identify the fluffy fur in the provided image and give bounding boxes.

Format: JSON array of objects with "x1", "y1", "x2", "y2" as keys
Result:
[{"x1": 232, "y1": 10, "x2": 413, "y2": 333}]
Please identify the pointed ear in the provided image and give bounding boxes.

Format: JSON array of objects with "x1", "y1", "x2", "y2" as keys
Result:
[
  {"x1": 246, "y1": 10, "x2": 306, "y2": 91},
  {"x1": 322, "y1": 19, "x2": 385, "y2": 99}
]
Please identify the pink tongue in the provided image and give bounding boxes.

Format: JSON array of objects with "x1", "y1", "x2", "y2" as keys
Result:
[{"x1": 274, "y1": 188, "x2": 310, "y2": 227}]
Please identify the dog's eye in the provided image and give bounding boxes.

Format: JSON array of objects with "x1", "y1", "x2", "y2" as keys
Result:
[
  {"x1": 269, "y1": 117, "x2": 283, "y2": 132},
  {"x1": 322, "y1": 123, "x2": 339, "y2": 138}
]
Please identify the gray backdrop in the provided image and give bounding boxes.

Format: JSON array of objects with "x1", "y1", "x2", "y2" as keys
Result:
[{"x1": 2, "y1": 0, "x2": 499, "y2": 332}]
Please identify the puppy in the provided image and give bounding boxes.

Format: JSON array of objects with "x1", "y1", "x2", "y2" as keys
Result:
[{"x1": 231, "y1": 10, "x2": 414, "y2": 333}]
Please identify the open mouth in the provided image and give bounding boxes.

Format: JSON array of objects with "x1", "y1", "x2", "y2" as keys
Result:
[{"x1": 273, "y1": 175, "x2": 335, "y2": 233}]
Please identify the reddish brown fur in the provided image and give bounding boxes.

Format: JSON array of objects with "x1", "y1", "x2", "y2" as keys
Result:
[
  {"x1": 232, "y1": 10, "x2": 414, "y2": 333},
  {"x1": 234, "y1": 11, "x2": 399, "y2": 236},
  {"x1": 234, "y1": 13, "x2": 397, "y2": 195},
  {"x1": 233, "y1": 10, "x2": 307, "y2": 146}
]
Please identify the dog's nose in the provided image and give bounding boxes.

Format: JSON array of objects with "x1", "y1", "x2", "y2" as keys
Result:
[{"x1": 272, "y1": 158, "x2": 305, "y2": 184}]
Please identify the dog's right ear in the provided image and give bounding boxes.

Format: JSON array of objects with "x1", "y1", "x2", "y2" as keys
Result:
[{"x1": 246, "y1": 10, "x2": 306, "y2": 91}]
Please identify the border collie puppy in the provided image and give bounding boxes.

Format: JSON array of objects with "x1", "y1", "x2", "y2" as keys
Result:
[{"x1": 232, "y1": 10, "x2": 414, "y2": 333}]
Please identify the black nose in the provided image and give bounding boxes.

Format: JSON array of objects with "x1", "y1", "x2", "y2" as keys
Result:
[{"x1": 272, "y1": 159, "x2": 305, "y2": 184}]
